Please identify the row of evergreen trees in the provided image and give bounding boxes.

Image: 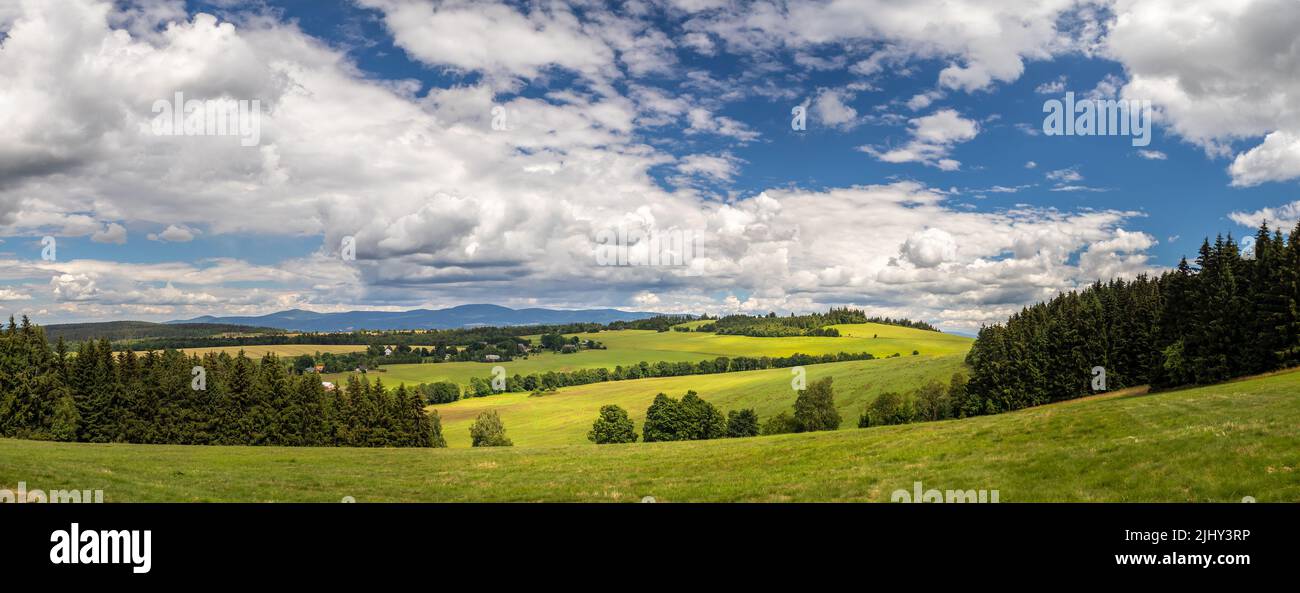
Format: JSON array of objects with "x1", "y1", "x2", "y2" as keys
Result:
[
  {"x1": 0, "y1": 318, "x2": 444, "y2": 447},
  {"x1": 965, "y1": 223, "x2": 1300, "y2": 414}
]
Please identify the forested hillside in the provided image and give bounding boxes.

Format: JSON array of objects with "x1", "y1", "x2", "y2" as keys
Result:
[
  {"x1": 0, "y1": 318, "x2": 443, "y2": 447},
  {"x1": 43, "y1": 321, "x2": 281, "y2": 344},
  {"x1": 965, "y1": 222, "x2": 1300, "y2": 414}
]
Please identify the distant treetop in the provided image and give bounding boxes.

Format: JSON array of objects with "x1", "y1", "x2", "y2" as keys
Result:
[{"x1": 692, "y1": 307, "x2": 939, "y2": 337}]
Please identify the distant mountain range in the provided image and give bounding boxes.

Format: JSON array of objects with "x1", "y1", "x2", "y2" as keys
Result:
[{"x1": 167, "y1": 304, "x2": 659, "y2": 332}]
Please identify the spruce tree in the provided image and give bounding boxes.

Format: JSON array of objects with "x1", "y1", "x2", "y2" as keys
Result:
[
  {"x1": 425, "y1": 409, "x2": 447, "y2": 448},
  {"x1": 725, "y1": 409, "x2": 759, "y2": 438}
]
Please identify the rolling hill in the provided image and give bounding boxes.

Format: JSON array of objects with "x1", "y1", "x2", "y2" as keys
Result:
[
  {"x1": 429, "y1": 353, "x2": 967, "y2": 447},
  {"x1": 4, "y1": 368, "x2": 1296, "y2": 502},
  {"x1": 169, "y1": 304, "x2": 660, "y2": 332},
  {"x1": 322, "y1": 322, "x2": 972, "y2": 390},
  {"x1": 41, "y1": 321, "x2": 282, "y2": 343}
]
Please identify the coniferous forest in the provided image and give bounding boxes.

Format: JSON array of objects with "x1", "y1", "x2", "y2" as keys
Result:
[
  {"x1": 963, "y1": 223, "x2": 1300, "y2": 415},
  {"x1": 0, "y1": 319, "x2": 445, "y2": 447}
]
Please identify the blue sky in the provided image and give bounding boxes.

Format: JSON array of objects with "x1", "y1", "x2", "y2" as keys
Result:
[{"x1": 1, "y1": 0, "x2": 1298, "y2": 331}]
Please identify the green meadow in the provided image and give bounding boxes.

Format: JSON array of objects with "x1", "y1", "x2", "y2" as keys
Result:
[
  {"x1": 3, "y1": 368, "x2": 1296, "y2": 502},
  {"x1": 322, "y1": 323, "x2": 972, "y2": 389},
  {"x1": 430, "y1": 353, "x2": 967, "y2": 447}
]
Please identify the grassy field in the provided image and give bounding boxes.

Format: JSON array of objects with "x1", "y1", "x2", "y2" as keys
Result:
[
  {"x1": 323, "y1": 323, "x2": 971, "y2": 388},
  {"x1": 430, "y1": 353, "x2": 967, "y2": 447},
  {"x1": 321, "y1": 344, "x2": 718, "y2": 388},
  {"x1": 166, "y1": 344, "x2": 369, "y2": 358},
  {"x1": 3, "y1": 369, "x2": 1297, "y2": 502}
]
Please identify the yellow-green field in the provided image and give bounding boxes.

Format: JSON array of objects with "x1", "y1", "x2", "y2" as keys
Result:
[
  {"x1": 325, "y1": 323, "x2": 972, "y2": 389},
  {"x1": 431, "y1": 353, "x2": 967, "y2": 447},
  {"x1": 4, "y1": 368, "x2": 1296, "y2": 502},
  {"x1": 322, "y1": 343, "x2": 717, "y2": 387}
]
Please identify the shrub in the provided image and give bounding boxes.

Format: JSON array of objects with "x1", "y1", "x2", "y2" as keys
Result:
[
  {"x1": 793, "y1": 377, "x2": 840, "y2": 432},
  {"x1": 420, "y1": 381, "x2": 460, "y2": 404},
  {"x1": 588, "y1": 405, "x2": 638, "y2": 444},
  {"x1": 913, "y1": 379, "x2": 951, "y2": 421},
  {"x1": 725, "y1": 409, "x2": 760, "y2": 437},
  {"x1": 761, "y1": 411, "x2": 800, "y2": 435},
  {"x1": 469, "y1": 410, "x2": 513, "y2": 447},
  {"x1": 643, "y1": 391, "x2": 726, "y2": 441},
  {"x1": 863, "y1": 391, "x2": 914, "y2": 427},
  {"x1": 468, "y1": 376, "x2": 494, "y2": 397}
]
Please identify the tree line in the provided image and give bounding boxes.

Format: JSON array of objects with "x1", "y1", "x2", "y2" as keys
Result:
[
  {"x1": 42, "y1": 321, "x2": 283, "y2": 344},
  {"x1": 79, "y1": 318, "x2": 653, "y2": 352},
  {"x1": 693, "y1": 308, "x2": 939, "y2": 337},
  {"x1": 964, "y1": 223, "x2": 1300, "y2": 415},
  {"x1": 585, "y1": 378, "x2": 845, "y2": 444},
  {"x1": 0, "y1": 318, "x2": 444, "y2": 447},
  {"x1": 291, "y1": 339, "x2": 526, "y2": 374},
  {"x1": 460, "y1": 351, "x2": 880, "y2": 398}
]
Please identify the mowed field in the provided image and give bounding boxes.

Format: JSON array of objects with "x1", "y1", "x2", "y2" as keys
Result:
[
  {"x1": 323, "y1": 323, "x2": 972, "y2": 388},
  {"x1": 3, "y1": 369, "x2": 1297, "y2": 502},
  {"x1": 430, "y1": 354, "x2": 967, "y2": 447}
]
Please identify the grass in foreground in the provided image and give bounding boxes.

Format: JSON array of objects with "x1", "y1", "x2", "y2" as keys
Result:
[{"x1": 2, "y1": 369, "x2": 1296, "y2": 502}]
